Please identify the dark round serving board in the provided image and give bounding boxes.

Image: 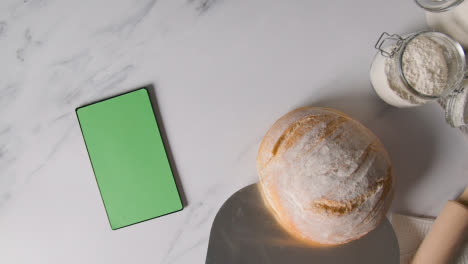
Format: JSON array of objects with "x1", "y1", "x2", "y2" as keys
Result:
[{"x1": 206, "y1": 183, "x2": 399, "y2": 264}]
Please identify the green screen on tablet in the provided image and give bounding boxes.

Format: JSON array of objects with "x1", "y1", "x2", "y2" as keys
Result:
[{"x1": 76, "y1": 88, "x2": 183, "y2": 230}]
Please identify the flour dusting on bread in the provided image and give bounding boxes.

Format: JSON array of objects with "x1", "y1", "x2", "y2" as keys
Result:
[{"x1": 257, "y1": 107, "x2": 394, "y2": 245}]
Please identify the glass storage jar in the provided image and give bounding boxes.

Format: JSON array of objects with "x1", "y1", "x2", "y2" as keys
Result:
[
  {"x1": 415, "y1": 0, "x2": 468, "y2": 49},
  {"x1": 370, "y1": 31, "x2": 468, "y2": 127}
]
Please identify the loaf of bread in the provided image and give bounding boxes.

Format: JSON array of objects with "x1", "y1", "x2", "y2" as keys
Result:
[{"x1": 257, "y1": 107, "x2": 394, "y2": 245}]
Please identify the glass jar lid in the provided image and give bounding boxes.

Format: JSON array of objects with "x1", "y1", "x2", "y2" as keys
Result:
[{"x1": 415, "y1": 0, "x2": 464, "y2": 12}]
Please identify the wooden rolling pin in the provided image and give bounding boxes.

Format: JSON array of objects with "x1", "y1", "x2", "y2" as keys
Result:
[{"x1": 412, "y1": 186, "x2": 468, "y2": 264}]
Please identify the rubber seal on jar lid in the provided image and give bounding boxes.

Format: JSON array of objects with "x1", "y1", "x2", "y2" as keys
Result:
[
  {"x1": 415, "y1": 0, "x2": 464, "y2": 12},
  {"x1": 445, "y1": 81, "x2": 468, "y2": 127}
]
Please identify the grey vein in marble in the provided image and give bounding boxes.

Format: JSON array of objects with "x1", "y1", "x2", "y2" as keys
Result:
[
  {"x1": 194, "y1": 207, "x2": 215, "y2": 228},
  {"x1": 96, "y1": 0, "x2": 157, "y2": 36},
  {"x1": 188, "y1": 0, "x2": 218, "y2": 13},
  {"x1": 0, "y1": 84, "x2": 19, "y2": 113},
  {"x1": 53, "y1": 50, "x2": 92, "y2": 69},
  {"x1": 93, "y1": 65, "x2": 135, "y2": 92},
  {"x1": 166, "y1": 236, "x2": 208, "y2": 264},
  {"x1": 161, "y1": 201, "x2": 204, "y2": 263},
  {"x1": 52, "y1": 61, "x2": 135, "y2": 106},
  {"x1": 0, "y1": 125, "x2": 22, "y2": 211},
  {"x1": 8, "y1": 0, "x2": 49, "y2": 19},
  {"x1": 49, "y1": 113, "x2": 72, "y2": 125},
  {"x1": 0, "y1": 126, "x2": 21, "y2": 171},
  {"x1": 0, "y1": 21, "x2": 7, "y2": 37},
  {"x1": 16, "y1": 29, "x2": 32, "y2": 61},
  {"x1": 21, "y1": 122, "x2": 74, "y2": 189},
  {"x1": 16, "y1": 28, "x2": 42, "y2": 62},
  {"x1": 161, "y1": 182, "x2": 226, "y2": 263},
  {"x1": 74, "y1": 64, "x2": 135, "y2": 103},
  {"x1": 36, "y1": 123, "x2": 75, "y2": 169}
]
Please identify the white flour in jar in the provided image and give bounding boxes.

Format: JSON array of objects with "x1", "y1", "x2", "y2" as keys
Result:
[
  {"x1": 370, "y1": 53, "x2": 425, "y2": 107},
  {"x1": 402, "y1": 36, "x2": 449, "y2": 97},
  {"x1": 370, "y1": 35, "x2": 449, "y2": 107}
]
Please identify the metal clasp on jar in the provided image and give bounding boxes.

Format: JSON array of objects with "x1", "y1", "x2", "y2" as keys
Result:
[
  {"x1": 374, "y1": 32, "x2": 408, "y2": 58},
  {"x1": 442, "y1": 70, "x2": 468, "y2": 127},
  {"x1": 452, "y1": 69, "x2": 468, "y2": 94}
]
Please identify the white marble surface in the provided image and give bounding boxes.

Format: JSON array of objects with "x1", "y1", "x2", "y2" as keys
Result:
[{"x1": 0, "y1": 0, "x2": 467, "y2": 263}]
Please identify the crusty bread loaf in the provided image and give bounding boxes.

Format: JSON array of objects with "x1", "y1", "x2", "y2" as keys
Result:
[{"x1": 257, "y1": 107, "x2": 394, "y2": 245}]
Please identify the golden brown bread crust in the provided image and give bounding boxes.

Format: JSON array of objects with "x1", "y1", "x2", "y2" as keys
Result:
[{"x1": 257, "y1": 107, "x2": 394, "y2": 245}]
